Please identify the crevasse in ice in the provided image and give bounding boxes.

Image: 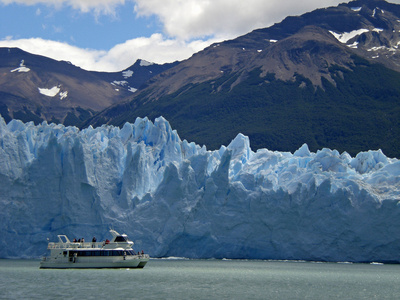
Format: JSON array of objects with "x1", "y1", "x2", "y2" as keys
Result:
[{"x1": 0, "y1": 115, "x2": 399, "y2": 262}]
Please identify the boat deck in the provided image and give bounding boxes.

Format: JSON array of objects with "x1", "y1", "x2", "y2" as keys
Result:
[{"x1": 47, "y1": 241, "x2": 107, "y2": 249}]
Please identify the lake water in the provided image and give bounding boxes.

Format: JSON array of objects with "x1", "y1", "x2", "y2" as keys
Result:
[{"x1": 1, "y1": 259, "x2": 400, "y2": 299}]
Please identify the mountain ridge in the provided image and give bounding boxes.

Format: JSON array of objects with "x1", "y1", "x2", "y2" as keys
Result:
[{"x1": 0, "y1": 47, "x2": 177, "y2": 125}]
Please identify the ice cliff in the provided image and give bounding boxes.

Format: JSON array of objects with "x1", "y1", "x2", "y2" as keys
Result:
[{"x1": 1, "y1": 116, "x2": 400, "y2": 262}]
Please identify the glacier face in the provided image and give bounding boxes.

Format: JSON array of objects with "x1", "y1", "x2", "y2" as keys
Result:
[{"x1": 0, "y1": 116, "x2": 400, "y2": 262}]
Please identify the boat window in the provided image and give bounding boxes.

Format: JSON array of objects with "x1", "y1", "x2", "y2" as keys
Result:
[
  {"x1": 67, "y1": 250, "x2": 131, "y2": 257},
  {"x1": 105, "y1": 250, "x2": 124, "y2": 256},
  {"x1": 69, "y1": 250, "x2": 89, "y2": 257},
  {"x1": 114, "y1": 236, "x2": 127, "y2": 242}
]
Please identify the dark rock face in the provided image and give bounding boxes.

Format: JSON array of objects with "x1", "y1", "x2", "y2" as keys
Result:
[{"x1": 0, "y1": 48, "x2": 176, "y2": 125}]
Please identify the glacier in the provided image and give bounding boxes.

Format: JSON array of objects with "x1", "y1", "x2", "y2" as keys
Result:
[{"x1": 0, "y1": 115, "x2": 400, "y2": 262}]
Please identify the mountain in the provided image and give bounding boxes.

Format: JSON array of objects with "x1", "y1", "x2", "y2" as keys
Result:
[
  {"x1": 94, "y1": 58, "x2": 178, "y2": 94},
  {"x1": 87, "y1": 0, "x2": 400, "y2": 158},
  {"x1": 1, "y1": 116, "x2": 399, "y2": 262},
  {"x1": 0, "y1": 47, "x2": 176, "y2": 126}
]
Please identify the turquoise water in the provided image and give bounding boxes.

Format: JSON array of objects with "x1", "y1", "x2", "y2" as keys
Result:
[{"x1": 1, "y1": 259, "x2": 400, "y2": 299}]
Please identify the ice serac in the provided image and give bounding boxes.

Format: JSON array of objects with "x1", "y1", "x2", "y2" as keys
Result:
[{"x1": 0, "y1": 115, "x2": 400, "y2": 263}]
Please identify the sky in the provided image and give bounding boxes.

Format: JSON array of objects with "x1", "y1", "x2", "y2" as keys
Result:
[{"x1": 1, "y1": 0, "x2": 400, "y2": 72}]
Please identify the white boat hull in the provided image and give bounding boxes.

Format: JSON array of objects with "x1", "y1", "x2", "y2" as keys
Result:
[{"x1": 40, "y1": 255, "x2": 149, "y2": 269}]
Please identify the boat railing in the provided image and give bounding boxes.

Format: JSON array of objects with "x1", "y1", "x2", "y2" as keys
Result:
[{"x1": 47, "y1": 241, "x2": 105, "y2": 249}]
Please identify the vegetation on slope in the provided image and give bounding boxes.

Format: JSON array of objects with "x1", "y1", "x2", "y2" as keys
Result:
[{"x1": 107, "y1": 56, "x2": 400, "y2": 157}]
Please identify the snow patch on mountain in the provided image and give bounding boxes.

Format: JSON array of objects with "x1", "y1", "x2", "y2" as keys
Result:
[
  {"x1": 372, "y1": 8, "x2": 384, "y2": 18},
  {"x1": 122, "y1": 70, "x2": 133, "y2": 78},
  {"x1": 368, "y1": 44, "x2": 399, "y2": 53},
  {"x1": 38, "y1": 86, "x2": 60, "y2": 97},
  {"x1": 0, "y1": 116, "x2": 399, "y2": 262},
  {"x1": 10, "y1": 60, "x2": 30, "y2": 73},
  {"x1": 348, "y1": 41, "x2": 359, "y2": 48},
  {"x1": 37, "y1": 86, "x2": 68, "y2": 100},
  {"x1": 59, "y1": 91, "x2": 68, "y2": 100},
  {"x1": 128, "y1": 87, "x2": 137, "y2": 93},
  {"x1": 139, "y1": 59, "x2": 154, "y2": 67},
  {"x1": 112, "y1": 80, "x2": 137, "y2": 93},
  {"x1": 112, "y1": 80, "x2": 128, "y2": 86},
  {"x1": 329, "y1": 29, "x2": 370, "y2": 43}
]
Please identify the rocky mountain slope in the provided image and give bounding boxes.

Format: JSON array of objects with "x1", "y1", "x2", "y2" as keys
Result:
[
  {"x1": 0, "y1": 48, "x2": 176, "y2": 125},
  {"x1": 87, "y1": 0, "x2": 400, "y2": 158}
]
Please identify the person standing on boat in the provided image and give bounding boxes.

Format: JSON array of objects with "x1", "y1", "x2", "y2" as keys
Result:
[{"x1": 92, "y1": 237, "x2": 96, "y2": 248}]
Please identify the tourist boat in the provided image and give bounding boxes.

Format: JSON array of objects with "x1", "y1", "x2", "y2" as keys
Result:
[{"x1": 40, "y1": 230, "x2": 149, "y2": 269}]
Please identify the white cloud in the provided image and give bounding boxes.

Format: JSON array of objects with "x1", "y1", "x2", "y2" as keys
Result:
[
  {"x1": 0, "y1": 38, "x2": 106, "y2": 69},
  {"x1": 0, "y1": 0, "x2": 127, "y2": 15},
  {"x1": 133, "y1": 0, "x2": 350, "y2": 40},
  {"x1": 1, "y1": 0, "x2": 353, "y2": 39},
  {"x1": 0, "y1": 35, "x2": 216, "y2": 71},
  {"x1": 102, "y1": 34, "x2": 217, "y2": 67},
  {"x1": 3, "y1": 0, "x2": 400, "y2": 39}
]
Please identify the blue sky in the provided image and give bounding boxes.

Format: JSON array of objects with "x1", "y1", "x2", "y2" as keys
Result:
[
  {"x1": 1, "y1": 0, "x2": 399, "y2": 72},
  {"x1": 0, "y1": 1, "x2": 157, "y2": 50}
]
